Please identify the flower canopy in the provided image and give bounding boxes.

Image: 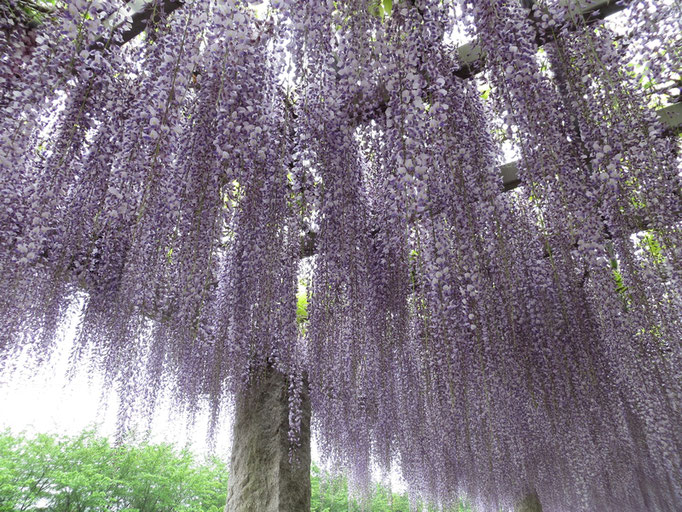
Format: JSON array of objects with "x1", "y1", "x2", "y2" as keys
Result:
[{"x1": 1, "y1": 0, "x2": 681, "y2": 510}]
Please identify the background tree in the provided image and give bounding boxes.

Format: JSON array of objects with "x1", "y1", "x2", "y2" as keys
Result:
[
  {"x1": 0, "y1": 430, "x2": 228, "y2": 512},
  {"x1": 0, "y1": 429, "x2": 432, "y2": 512}
]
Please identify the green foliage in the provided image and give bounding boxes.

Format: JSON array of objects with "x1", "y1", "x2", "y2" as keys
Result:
[
  {"x1": 368, "y1": 0, "x2": 392, "y2": 20},
  {"x1": 0, "y1": 430, "x2": 469, "y2": 511},
  {"x1": 297, "y1": 282, "x2": 309, "y2": 325},
  {"x1": 310, "y1": 464, "x2": 472, "y2": 512},
  {"x1": 640, "y1": 232, "x2": 665, "y2": 265},
  {"x1": 0, "y1": 429, "x2": 228, "y2": 512},
  {"x1": 311, "y1": 464, "x2": 411, "y2": 512},
  {"x1": 11, "y1": 0, "x2": 57, "y2": 25},
  {"x1": 609, "y1": 258, "x2": 631, "y2": 309}
]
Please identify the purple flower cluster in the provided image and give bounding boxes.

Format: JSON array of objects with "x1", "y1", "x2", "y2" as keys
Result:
[{"x1": 1, "y1": 0, "x2": 681, "y2": 510}]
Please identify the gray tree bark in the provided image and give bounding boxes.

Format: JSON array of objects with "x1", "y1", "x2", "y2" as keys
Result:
[
  {"x1": 225, "y1": 366, "x2": 311, "y2": 512},
  {"x1": 516, "y1": 491, "x2": 542, "y2": 512}
]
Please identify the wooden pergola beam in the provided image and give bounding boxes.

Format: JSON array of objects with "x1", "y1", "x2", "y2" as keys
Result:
[
  {"x1": 119, "y1": 0, "x2": 183, "y2": 45},
  {"x1": 99, "y1": 0, "x2": 681, "y2": 199},
  {"x1": 455, "y1": 0, "x2": 632, "y2": 78},
  {"x1": 107, "y1": 0, "x2": 628, "y2": 75},
  {"x1": 500, "y1": 102, "x2": 682, "y2": 190}
]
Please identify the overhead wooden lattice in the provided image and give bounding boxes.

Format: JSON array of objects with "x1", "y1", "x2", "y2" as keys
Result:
[{"x1": 98, "y1": 0, "x2": 682, "y2": 191}]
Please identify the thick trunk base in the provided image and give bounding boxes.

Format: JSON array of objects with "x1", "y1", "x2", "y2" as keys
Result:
[
  {"x1": 225, "y1": 366, "x2": 311, "y2": 512},
  {"x1": 516, "y1": 492, "x2": 542, "y2": 512}
]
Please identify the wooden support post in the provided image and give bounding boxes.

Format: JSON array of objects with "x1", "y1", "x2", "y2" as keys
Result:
[{"x1": 225, "y1": 366, "x2": 311, "y2": 512}]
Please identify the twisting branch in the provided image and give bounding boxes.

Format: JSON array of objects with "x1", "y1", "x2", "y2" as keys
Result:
[{"x1": 90, "y1": 0, "x2": 183, "y2": 50}]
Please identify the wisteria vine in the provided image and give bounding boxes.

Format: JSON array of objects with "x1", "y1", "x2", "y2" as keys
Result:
[{"x1": 1, "y1": 0, "x2": 681, "y2": 510}]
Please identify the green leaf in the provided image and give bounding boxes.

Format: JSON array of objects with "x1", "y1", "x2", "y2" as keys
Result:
[{"x1": 296, "y1": 282, "x2": 308, "y2": 325}]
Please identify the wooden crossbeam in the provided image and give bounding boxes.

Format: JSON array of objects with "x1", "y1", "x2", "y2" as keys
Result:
[
  {"x1": 107, "y1": 0, "x2": 627, "y2": 74},
  {"x1": 118, "y1": 0, "x2": 182, "y2": 45},
  {"x1": 455, "y1": 0, "x2": 632, "y2": 78},
  {"x1": 97, "y1": 0, "x2": 681, "y2": 193},
  {"x1": 500, "y1": 102, "x2": 682, "y2": 190}
]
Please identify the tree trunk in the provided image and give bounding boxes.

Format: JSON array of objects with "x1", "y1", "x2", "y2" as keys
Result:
[
  {"x1": 225, "y1": 366, "x2": 311, "y2": 512},
  {"x1": 516, "y1": 491, "x2": 542, "y2": 512}
]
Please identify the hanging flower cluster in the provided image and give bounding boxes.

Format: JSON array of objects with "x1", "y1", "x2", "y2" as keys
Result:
[{"x1": 1, "y1": 0, "x2": 680, "y2": 510}]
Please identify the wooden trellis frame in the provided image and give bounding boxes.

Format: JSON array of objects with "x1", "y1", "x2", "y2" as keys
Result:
[{"x1": 106, "y1": 0, "x2": 681, "y2": 192}]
